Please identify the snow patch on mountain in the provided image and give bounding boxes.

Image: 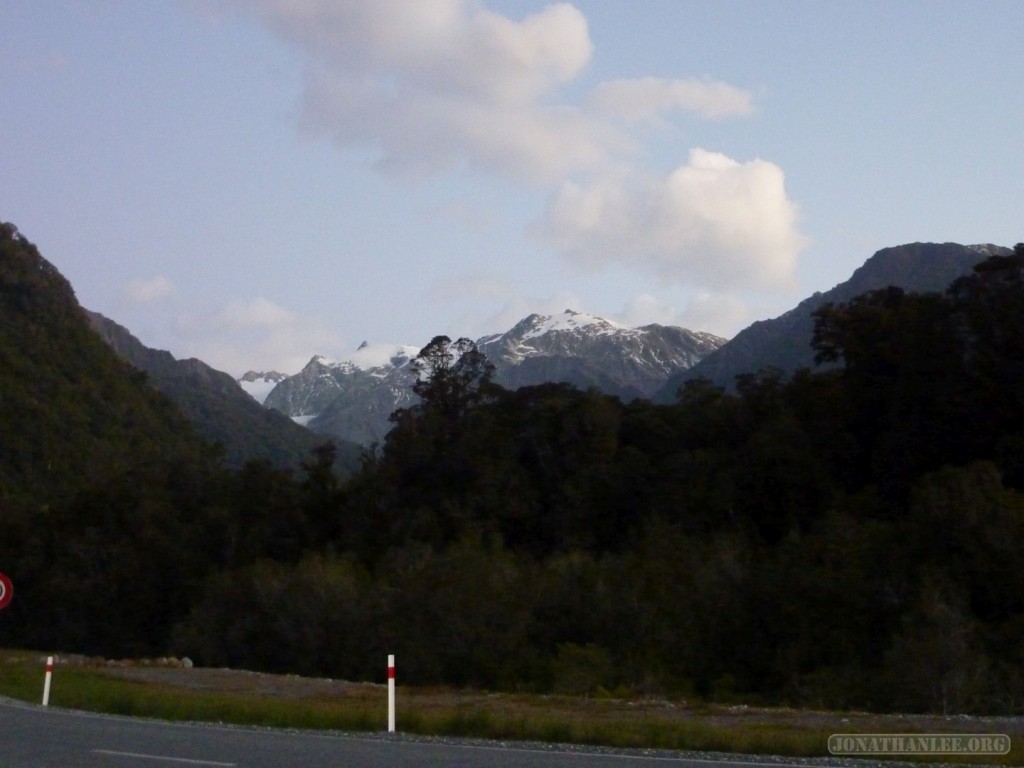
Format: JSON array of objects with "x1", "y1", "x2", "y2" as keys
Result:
[
  {"x1": 314, "y1": 343, "x2": 421, "y2": 376},
  {"x1": 237, "y1": 370, "x2": 289, "y2": 405},
  {"x1": 522, "y1": 309, "x2": 628, "y2": 339},
  {"x1": 261, "y1": 342, "x2": 425, "y2": 445},
  {"x1": 967, "y1": 244, "x2": 1007, "y2": 257}
]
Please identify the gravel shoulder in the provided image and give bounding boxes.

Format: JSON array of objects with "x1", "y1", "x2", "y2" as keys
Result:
[{"x1": 91, "y1": 662, "x2": 1024, "y2": 738}]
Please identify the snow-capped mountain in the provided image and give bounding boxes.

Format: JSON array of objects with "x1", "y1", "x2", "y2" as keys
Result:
[
  {"x1": 261, "y1": 312, "x2": 725, "y2": 446},
  {"x1": 479, "y1": 309, "x2": 723, "y2": 400},
  {"x1": 262, "y1": 342, "x2": 421, "y2": 446}
]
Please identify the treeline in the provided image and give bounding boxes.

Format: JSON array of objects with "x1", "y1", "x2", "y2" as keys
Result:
[{"x1": 3, "y1": 222, "x2": 1024, "y2": 714}]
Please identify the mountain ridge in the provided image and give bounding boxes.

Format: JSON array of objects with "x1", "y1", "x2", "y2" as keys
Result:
[
  {"x1": 86, "y1": 312, "x2": 361, "y2": 473},
  {"x1": 259, "y1": 243, "x2": 1011, "y2": 442},
  {"x1": 478, "y1": 309, "x2": 723, "y2": 400},
  {"x1": 262, "y1": 309, "x2": 725, "y2": 446},
  {"x1": 0, "y1": 221, "x2": 209, "y2": 505},
  {"x1": 653, "y1": 241, "x2": 1012, "y2": 400}
]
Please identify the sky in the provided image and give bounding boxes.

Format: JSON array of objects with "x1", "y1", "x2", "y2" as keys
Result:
[{"x1": 3, "y1": 1, "x2": 1023, "y2": 376}]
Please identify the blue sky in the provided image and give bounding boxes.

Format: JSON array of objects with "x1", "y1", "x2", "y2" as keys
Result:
[{"x1": 3, "y1": 1, "x2": 1023, "y2": 375}]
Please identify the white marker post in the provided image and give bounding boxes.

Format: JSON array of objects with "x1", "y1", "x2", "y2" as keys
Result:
[
  {"x1": 42, "y1": 656, "x2": 53, "y2": 707},
  {"x1": 387, "y1": 654, "x2": 396, "y2": 733}
]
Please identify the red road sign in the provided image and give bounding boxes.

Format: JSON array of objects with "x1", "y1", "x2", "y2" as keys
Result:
[{"x1": 0, "y1": 572, "x2": 12, "y2": 610}]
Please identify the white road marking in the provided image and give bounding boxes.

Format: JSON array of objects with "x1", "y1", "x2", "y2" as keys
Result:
[{"x1": 91, "y1": 750, "x2": 236, "y2": 766}]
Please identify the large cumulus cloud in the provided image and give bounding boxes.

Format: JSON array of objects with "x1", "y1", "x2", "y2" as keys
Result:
[
  {"x1": 541, "y1": 149, "x2": 807, "y2": 290},
  {"x1": 252, "y1": 0, "x2": 612, "y2": 180},
  {"x1": 245, "y1": 0, "x2": 807, "y2": 305}
]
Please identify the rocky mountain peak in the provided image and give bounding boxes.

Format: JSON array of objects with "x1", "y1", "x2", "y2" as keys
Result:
[{"x1": 259, "y1": 310, "x2": 724, "y2": 446}]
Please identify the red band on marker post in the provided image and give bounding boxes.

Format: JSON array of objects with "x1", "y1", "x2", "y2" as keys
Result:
[
  {"x1": 42, "y1": 655, "x2": 54, "y2": 706},
  {"x1": 387, "y1": 654, "x2": 396, "y2": 733}
]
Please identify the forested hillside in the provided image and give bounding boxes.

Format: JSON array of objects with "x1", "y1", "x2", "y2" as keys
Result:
[
  {"x1": 656, "y1": 242, "x2": 1007, "y2": 396},
  {"x1": 0, "y1": 222, "x2": 208, "y2": 506},
  {"x1": 86, "y1": 311, "x2": 361, "y2": 474},
  {"x1": 3, "y1": 219, "x2": 1024, "y2": 715},
  {"x1": 0, "y1": 221, "x2": 216, "y2": 653}
]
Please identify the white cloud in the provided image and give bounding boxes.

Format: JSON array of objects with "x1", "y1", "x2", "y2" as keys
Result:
[
  {"x1": 614, "y1": 293, "x2": 687, "y2": 329},
  {"x1": 253, "y1": 0, "x2": 616, "y2": 181},
  {"x1": 300, "y1": 80, "x2": 619, "y2": 180},
  {"x1": 254, "y1": 0, "x2": 590, "y2": 103},
  {"x1": 243, "y1": 1, "x2": 805, "y2": 308},
  {"x1": 463, "y1": 290, "x2": 586, "y2": 337},
  {"x1": 540, "y1": 148, "x2": 808, "y2": 291},
  {"x1": 675, "y1": 291, "x2": 760, "y2": 339},
  {"x1": 602, "y1": 292, "x2": 759, "y2": 340},
  {"x1": 587, "y1": 77, "x2": 754, "y2": 123},
  {"x1": 174, "y1": 297, "x2": 349, "y2": 375},
  {"x1": 211, "y1": 297, "x2": 296, "y2": 329},
  {"x1": 122, "y1": 275, "x2": 175, "y2": 304}
]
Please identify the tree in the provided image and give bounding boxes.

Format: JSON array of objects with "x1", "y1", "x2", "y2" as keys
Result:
[
  {"x1": 811, "y1": 287, "x2": 969, "y2": 499},
  {"x1": 407, "y1": 335, "x2": 496, "y2": 420},
  {"x1": 355, "y1": 338, "x2": 502, "y2": 552},
  {"x1": 300, "y1": 442, "x2": 345, "y2": 545},
  {"x1": 947, "y1": 245, "x2": 1024, "y2": 483}
]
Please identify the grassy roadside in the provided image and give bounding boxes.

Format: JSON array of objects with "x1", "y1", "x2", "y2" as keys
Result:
[{"x1": 1, "y1": 649, "x2": 1020, "y2": 764}]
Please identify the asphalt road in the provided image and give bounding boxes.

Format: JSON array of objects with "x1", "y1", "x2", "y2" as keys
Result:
[{"x1": 0, "y1": 697, "x2": 811, "y2": 768}]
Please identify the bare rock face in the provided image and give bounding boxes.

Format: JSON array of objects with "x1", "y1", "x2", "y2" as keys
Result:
[{"x1": 263, "y1": 345, "x2": 421, "y2": 446}]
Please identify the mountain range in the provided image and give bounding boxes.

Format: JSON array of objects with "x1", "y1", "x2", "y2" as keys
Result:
[
  {"x1": 478, "y1": 310, "x2": 723, "y2": 398},
  {"x1": 6, "y1": 215, "x2": 1022, "y2": 707},
  {"x1": 252, "y1": 242, "x2": 1005, "y2": 446},
  {"x1": 260, "y1": 310, "x2": 725, "y2": 446},
  {"x1": 2, "y1": 216, "x2": 1006, "y2": 472}
]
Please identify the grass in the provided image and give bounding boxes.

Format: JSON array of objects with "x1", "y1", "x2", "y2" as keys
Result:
[
  {"x1": 1, "y1": 649, "x2": 1020, "y2": 765},
  {"x1": 0, "y1": 653, "x2": 385, "y2": 732}
]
